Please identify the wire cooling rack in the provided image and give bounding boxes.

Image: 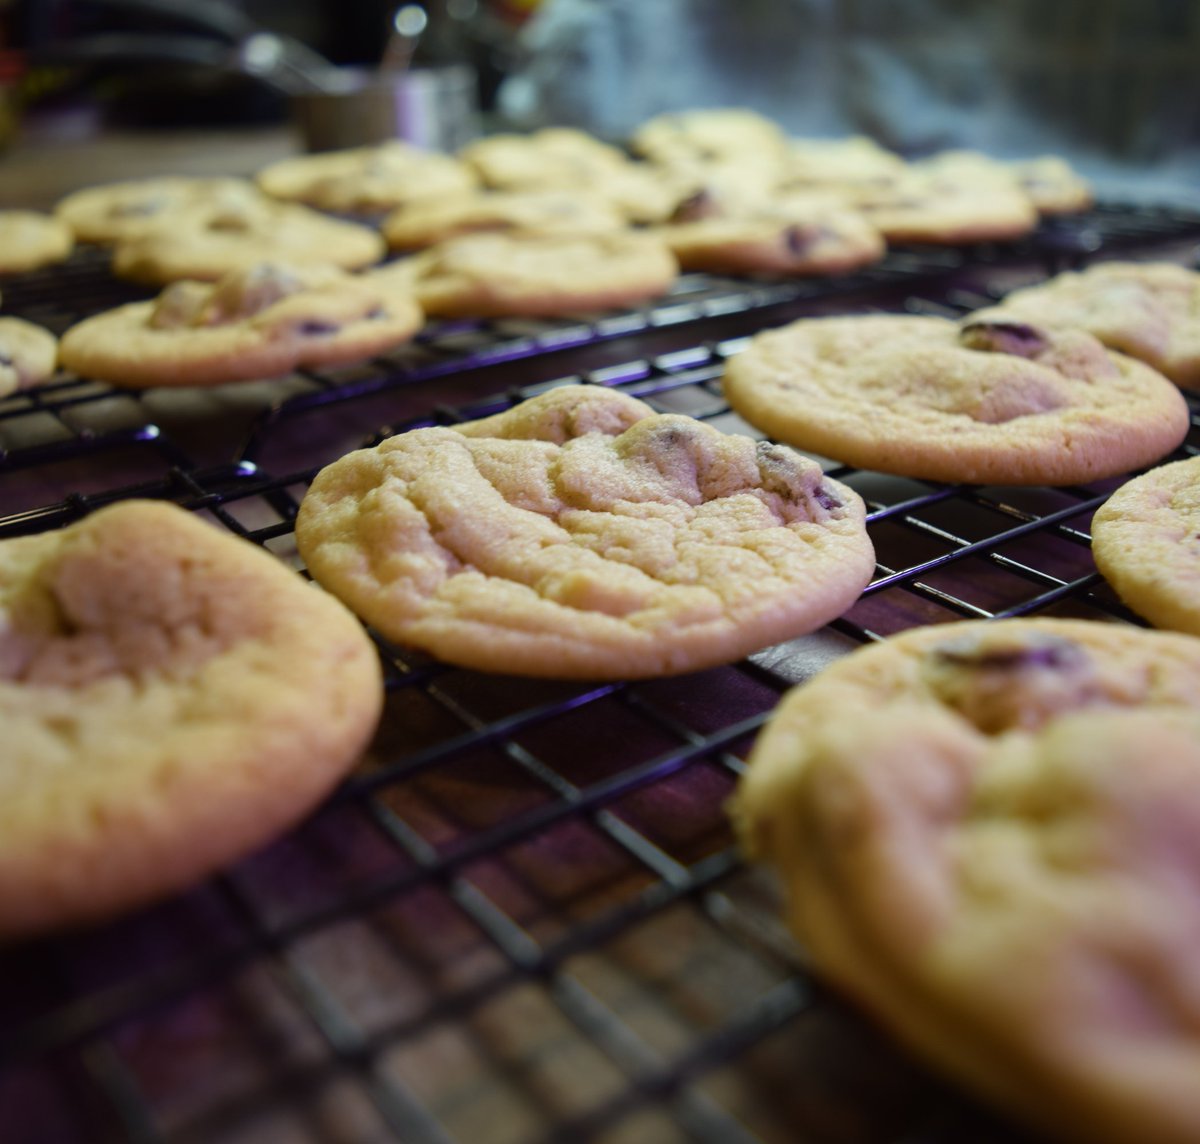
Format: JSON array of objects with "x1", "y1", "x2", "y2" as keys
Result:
[{"x1": 1, "y1": 201, "x2": 1199, "y2": 1144}]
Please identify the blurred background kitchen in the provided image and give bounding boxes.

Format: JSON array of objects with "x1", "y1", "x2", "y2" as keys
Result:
[{"x1": 2, "y1": 0, "x2": 1199, "y2": 204}]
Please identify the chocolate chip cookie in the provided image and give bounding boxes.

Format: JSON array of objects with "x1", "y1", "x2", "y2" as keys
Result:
[{"x1": 295, "y1": 385, "x2": 875, "y2": 678}]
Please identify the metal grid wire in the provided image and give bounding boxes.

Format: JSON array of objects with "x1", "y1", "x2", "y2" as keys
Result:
[{"x1": 1, "y1": 202, "x2": 1199, "y2": 1144}]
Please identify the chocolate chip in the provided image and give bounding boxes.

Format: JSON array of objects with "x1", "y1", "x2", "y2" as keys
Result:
[
  {"x1": 813, "y1": 484, "x2": 842, "y2": 511},
  {"x1": 960, "y1": 320, "x2": 1049, "y2": 359},
  {"x1": 0, "y1": 354, "x2": 13, "y2": 368},
  {"x1": 932, "y1": 632, "x2": 1086, "y2": 673},
  {"x1": 755, "y1": 441, "x2": 828, "y2": 510},
  {"x1": 298, "y1": 320, "x2": 340, "y2": 336},
  {"x1": 670, "y1": 189, "x2": 716, "y2": 223},
  {"x1": 365, "y1": 306, "x2": 388, "y2": 320},
  {"x1": 783, "y1": 224, "x2": 824, "y2": 256}
]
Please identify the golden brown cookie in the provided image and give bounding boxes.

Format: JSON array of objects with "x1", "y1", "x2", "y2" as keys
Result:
[
  {"x1": 0, "y1": 211, "x2": 74, "y2": 273},
  {"x1": 839, "y1": 153, "x2": 1038, "y2": 245},
  {"x1": 1009, "y1": 155, "x2": 1093, "y2": 215},
  {"x1": 111, "y1": 195, "x2": 385, "y2": 285},
  {"x1": 369, "y1": 231, "x2": 678, "y2": 318},
  {"x1": 54, "y1": 176, "x2": 258, "y2": 245},
  {"x1": 733, "y1": 616, "x2": 1200, "y2": 1144},
  {"x1": 255, "y1": 141, "x2": 480, "y2": 213},
  {"x1": 1091, "y1": 455, "x2": 1200, "y2": 635},
  {"x1": 381, "y1": 189, "x2": 626, "y2": 251},
  {"x1": 59, "y1": 262, "x2": 423, "y2": 388},
  {"x1": 459, "y1": 127, "x2": 630, "y2": 188},
  {"x1": 459, "y1": 129, "x2": 683, "y2": 223},
  {"x1": 655, "y1": 194, "x2": 885, "y2": 277},
  {"x1": 295, "y1": 385, "x2": 875, "y2": 679},
  {"x1": 974, "y1": 262, "x2": 1200, "y2": 387},
  {"x1": 0, "y1": 500, "x2": 382, "y2": 938},
  {"x1": 0, "y1": 317, "x2": 58, "y2": 396},
  {"x1": 775, "y1": 136, "x2": 908, "y2": 193},
  {"x1": 722, "y1": 314, "x2": 1189, "y2": 485},
  {"x1": 630, "y1": 108, "x2": 790, "y2": 168}
]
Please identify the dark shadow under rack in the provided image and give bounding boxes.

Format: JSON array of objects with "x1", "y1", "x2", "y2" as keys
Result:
[{"x1": 1, "y1": 200, "x2": 1198, "y2": 1144}]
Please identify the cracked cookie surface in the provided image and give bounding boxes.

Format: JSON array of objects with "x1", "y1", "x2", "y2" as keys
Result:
[
  {"x1": 295, "y1": 385, "x2": 875, "y2": 678},
  {"x1": 723, "y1": 314, "x2": 1189, "y2": 485},
  {"x1": 733, "y1": 617, "x2": 1200, "y2": 1144},
  {"x1": 59, "y1": 262, "x2": 423, "y2": 387},
  {"x1": 0, "y1": 500, "x2": 382, "y2": 938},
  {"x1": 1091, "y1": 455, "x2": 1200, "y2": 636}
]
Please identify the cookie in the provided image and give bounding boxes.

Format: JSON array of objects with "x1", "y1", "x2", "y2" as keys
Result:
[
  {"x1": 459, "y1": 129, "x2": 682, "y2": 223},
  {"x1": 1009, "y1": 155, "x2": 1093, "y2": 216},
  {"x1": 733, "y1": 616, "x2": 1200, "y2": 1144},
  {"x1": 459, "y1": 128, "x2": 631, "y2": 188},
  {"x1": 59, "y1": 262, "x2": 423, "y2": 388},
  {"x1": 255, "y1": 141, "x2": 480, "y2": 213},
  {"x1": 722, "y1": 314, "x2": 1189, "y2": 485},
  {"x1": 0, "y1": 499, "x2": 381, "y2": 938},
  {"x1": 1090, "y1": 455, "x2": 1200, "y2": 636},
  {"x1": 775, "y1": 136, "x2": 908, "y2": 193},
  {"x1": 295, "y1": 385, "x2": 875, "y2": 679},
  {"x1": 369, "y1": 231, "x2": 677, "y2": 318},
  {"x1": 111, "y1": 195, "x2": 385, "y2": 284},
  {"x1": 656, "y1": 195, "x2": 885, "y2": 276},
  {"x1": 381, "y1": 189, "x2": 627, "y2": 251},
  {"x1": 973, "y1": 262, "x2": 1200, "y2": 387},
  {"x1": 839, "y1": 155, "x2": 1038, "y2": 245},
  {"x1": 0, "y1": 317, "x2": 58, "y2": 396},
  {"x1": 630, "y1": 108, "x2": 790, "y2": 168},
  {"x1": 0, "y1": 211, "x2": 74, "y2": 273},
  {"x1": 54, "y1": 176, "x2": 258, "y2": 245}
]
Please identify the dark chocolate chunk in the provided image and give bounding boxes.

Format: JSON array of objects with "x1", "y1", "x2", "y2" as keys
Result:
[
  {"x1": 669, "y1": 189, "x2": 716, "y2": 223},
  {"x1": 783, "y1": 224, "x2": 824, "y2": 256},
  {"x1": 932, "y1": 632, "x2": 1086, "y2": 673},
  {"x1": 959, "y1": 319, "x2": 1049, "y2": 359},
  {"x1": 298, "y1": 320, "x2": 340, "y2": 336},
  {"x1": 813, "y1": 484, "x2": 842, "y2": 512}
]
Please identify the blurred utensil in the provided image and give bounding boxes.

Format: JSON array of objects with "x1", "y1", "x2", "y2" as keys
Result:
[{"x1": 380, "y1": 5, "x2": 429, "y2": 73}]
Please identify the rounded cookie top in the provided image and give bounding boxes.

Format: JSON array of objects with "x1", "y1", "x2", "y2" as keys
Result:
[
  {"x1": 59, "y1": 262, "x2": 423, "y2": 388},
  {"x1": 0, "y1": 317, "x2": 58, "y2": 397},
  {"x1": 733, "y1": 616, "x2": 1200, "y2": 1144},
  {"x1": 656, "y1": 195, "x2": 885, "y2": 277},
  {"x1": 973, "y1": 261, "x2": 1200, "y2": 387},
  {"x1": 256, "y1": 141, "x2": 479, "y2": 212},
  {"x1": 111, "y1": 195, "x2": 385, "y2": 284},
  {"x1": 54, "y1": 176, "x2": 258, "y2": 245},
  {"x1": 840, "y1": 155, "x2": 1038, "y2": 245},
  {"x1": 630, "y1": 108, "x2": 790, "y2": 168},
  {"x1": 369, "y1": 231, "x2": 678, "y2": 318},
  {"x1": 382, "y1": 189, "x2": 627, "y2": 250},
  {"x1": 0, "y1": 211, "x2": 74, "y2": 273},
  {"x1": 295, "y1": 384, "x2": 875, "y2": 679},
  {"x1": 775, "y1": 136, "x2": 908, "y2": 193},
  {"x1": 0, "y1": 500, "x2": 382, "y2": 937},
  {"x1": 1091, "y1": 455, "x2": 1200, "y2": 636},
  {"x1": 1009, "y1": 155, "x2": 1093, "y2": 215},
  {"x1": 459, "y1": 128, "x2": 630, "y2": 189},
  {"x1": 722, "y1": 314, "x2": 1189, "y2": 485}
]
